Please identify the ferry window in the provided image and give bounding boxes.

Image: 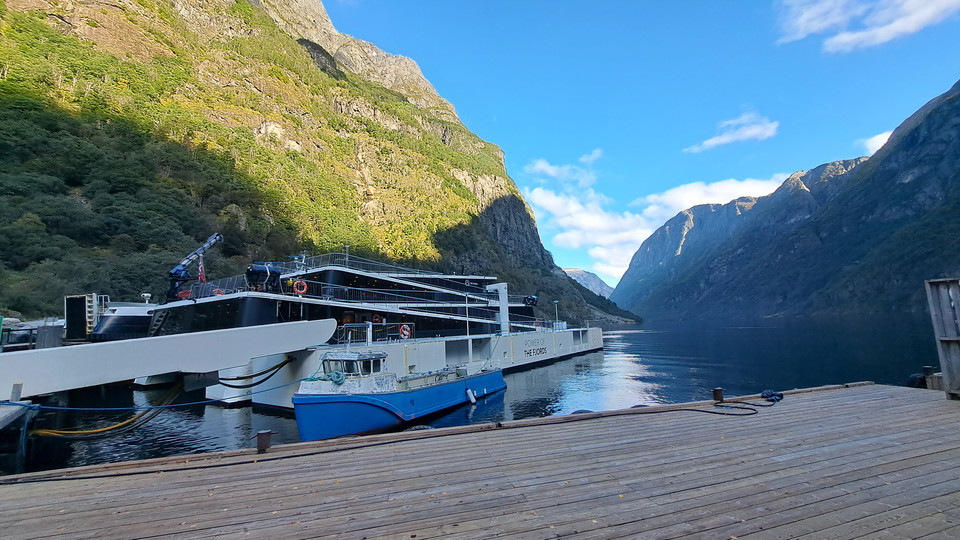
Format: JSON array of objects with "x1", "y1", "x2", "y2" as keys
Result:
[{"x1": 343, "y1": 361, "x2": 359, "y2": 374}]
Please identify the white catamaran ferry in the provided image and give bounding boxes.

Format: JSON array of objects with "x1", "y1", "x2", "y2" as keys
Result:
[
  {"x1": 134, "y1": 252, "x2": 602, "y2": 439},
  {"x1": 1, "y1": 249, "x2": 603, "y2": 440}
]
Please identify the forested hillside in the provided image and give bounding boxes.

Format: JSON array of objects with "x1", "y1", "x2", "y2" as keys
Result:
[{"x1": 0, "y1": 0, "x2": 633, "y2": 323}]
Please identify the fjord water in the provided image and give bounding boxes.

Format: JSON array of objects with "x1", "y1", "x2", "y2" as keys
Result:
[{"x1": 15, "y1": 315, "x2": 937, "y2": 474}]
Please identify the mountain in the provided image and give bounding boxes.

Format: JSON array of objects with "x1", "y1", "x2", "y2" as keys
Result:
[
  {"x1": 564, "y1": 269, "x2": 614, "y2": 298},
  {"x1": 611, "y1": 77, "x2": 960, "y2": 320},
  {"x1": 0, "y1": 0, "x2": 631, "y2": 323}
]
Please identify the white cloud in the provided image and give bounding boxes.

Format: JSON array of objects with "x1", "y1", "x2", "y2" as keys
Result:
[
  {"x1": 778, "y1": 0, "x2": 960, "y2": 52},
  {"x1": 632, "y1": 176, "x2": 787, "y2": 224},
  {"x1": 523, "y1": 166, "x2": 787, "y2": 284},
  {"x1": 524, "y1": 158, "x2": 597, "y2": 188},
  {"x1": 857, "y1": 130, "x2": 893, "y2": 155},
  {"x1": 777, "y1": 0, "x2": 867, "y2": 43},
  {"x1": 578, "y1": 148, "x2": 603, "y2": 166},
  {"x1": 683, "y1": 112, "x2": 780, "y2": 153},
  {"x1": 524, "y1": 186, "x2": 649, "y2": 283}
]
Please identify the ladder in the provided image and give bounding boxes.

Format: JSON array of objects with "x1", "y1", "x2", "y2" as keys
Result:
[{"x1": 84, "y1": 294, "x2": 109, "y2": 335}]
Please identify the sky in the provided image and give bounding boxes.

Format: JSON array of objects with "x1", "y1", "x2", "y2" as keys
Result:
[{"x1": 323, "y1": 0, "x2": 960, "y2": 286}]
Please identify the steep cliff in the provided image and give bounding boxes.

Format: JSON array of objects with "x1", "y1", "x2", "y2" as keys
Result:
[
  {"x1": 257, "y1": 0, "x2": 457, "y2": 121},
  {"x1": 613, "y1": 78, "x2": 960, "y2": 319},
  {"x1": 0, "y1": 0, "x2": 619, "y2": 322},
  {"x1": 564, "y1": 269, "x2": 614, "y2": 298}
]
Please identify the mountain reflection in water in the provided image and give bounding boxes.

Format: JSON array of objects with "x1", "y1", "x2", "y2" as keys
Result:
[{"x1": 11, "y1": 315, "x2": 937, "y2": 474}]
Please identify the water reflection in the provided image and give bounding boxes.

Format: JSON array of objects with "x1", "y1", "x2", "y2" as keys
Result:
[
  {"x1": 24, "y1": 388, "x2": 301, "y2": 473},
  {"x1": 9, "y1": 315, "x2": 938, "y2": 474}
]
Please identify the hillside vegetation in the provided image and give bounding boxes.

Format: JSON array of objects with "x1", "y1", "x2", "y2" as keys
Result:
[{"x1": 0, "y1": 0, "x2": 633, "y2": 323}]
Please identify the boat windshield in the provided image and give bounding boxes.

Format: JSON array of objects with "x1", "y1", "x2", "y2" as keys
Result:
[{"x1": 323, "y1": 358, "x2": 382, "y2": 376}]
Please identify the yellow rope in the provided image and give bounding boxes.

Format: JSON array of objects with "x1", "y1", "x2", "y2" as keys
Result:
[{"x1": 30, "y1": 384, "x2": 183, "y2": 437}]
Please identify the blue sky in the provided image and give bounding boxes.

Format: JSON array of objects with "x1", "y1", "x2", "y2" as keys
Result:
[{"x1": 324, "y1": 1, "x2": 960, "y2": 286}]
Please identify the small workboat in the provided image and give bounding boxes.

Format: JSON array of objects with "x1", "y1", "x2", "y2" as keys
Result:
[{"x1": 292, "y1": 351, "x2": 506, "y2": 440}]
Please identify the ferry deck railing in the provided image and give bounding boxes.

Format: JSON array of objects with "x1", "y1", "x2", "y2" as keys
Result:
[
  {"x1": 181, "y1": 258, "x2": 566, "y2": 333},
  {"x1": 186, "y1": 277, "x2": 512, "y2": 325},
  {"x1": 331, "y1": 318, "x2": 565, "y2": 345},
  {"x1": 255, "y1": 253, "x2": 503, "y2": 299},
  {"x1": 336, "y1": 323, "x2": 415, "y2": 344}
]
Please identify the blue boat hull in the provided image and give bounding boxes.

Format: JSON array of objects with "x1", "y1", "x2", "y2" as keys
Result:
[{"x1": 293, "y1": 370, "x2": 506, "y2": 441}]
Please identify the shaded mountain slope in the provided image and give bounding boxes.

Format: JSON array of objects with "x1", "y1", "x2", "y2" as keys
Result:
[{"x1": 612, "y1": 78, "x2": 960, "y2": 320}]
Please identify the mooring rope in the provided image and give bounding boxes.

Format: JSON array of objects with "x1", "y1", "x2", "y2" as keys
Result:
[
  {"x1": 218, "y1": 356, "x2": 293, "y2": 381},
  {"x1": 0, "y1": 377, "x2": 307, "y2": 413},
  {"x1": 29, "y1": 383, "x2": 184, "y2": 438}
]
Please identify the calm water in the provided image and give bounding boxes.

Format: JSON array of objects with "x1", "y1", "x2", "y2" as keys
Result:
[{"x1": 5, "y1": 315, "x2": 938, "y2": 474}]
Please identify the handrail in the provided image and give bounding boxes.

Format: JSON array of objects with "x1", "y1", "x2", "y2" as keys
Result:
[{"x1": 252, "y1": 253, "x2": 500, "y2": 297}]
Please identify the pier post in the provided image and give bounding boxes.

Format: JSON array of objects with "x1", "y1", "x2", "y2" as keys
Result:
[{"x1": 924, "y1": 278, "x2": 960, "y2": 399}]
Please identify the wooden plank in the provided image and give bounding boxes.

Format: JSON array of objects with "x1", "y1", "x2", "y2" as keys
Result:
[
  {"x1": 400, "y1": 442, "x2": 960, "y2": 540},
  {"x1": 2, "y1": 384, "x2": 959, "y2": 540},
  {"x1": 178, "y1": 428, "x2": 952, "y2": 536},
  {"x1": 794, "y1": 492, "x2": 960, "y2": 539}
]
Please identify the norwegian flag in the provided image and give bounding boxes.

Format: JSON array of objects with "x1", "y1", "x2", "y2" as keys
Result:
[{"x1": 198, "y1": 255, "x2": 206, "y2": 283}]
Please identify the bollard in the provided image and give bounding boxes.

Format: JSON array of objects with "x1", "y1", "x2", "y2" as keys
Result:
[
  {"x1": 712, "y1": 387, "x2": 724, "y2": 402},
  {"x1": 256, "y1": 430, "x2": 273, "y2": 454}
]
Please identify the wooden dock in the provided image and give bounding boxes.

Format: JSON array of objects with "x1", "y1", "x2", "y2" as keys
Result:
[{"x1": 2, "y1": 383, "x2": 960, "y2": 539}]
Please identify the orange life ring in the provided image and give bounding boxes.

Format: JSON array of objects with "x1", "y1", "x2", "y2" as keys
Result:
[
  {"x1": 213, "y1": 289, "x2": 224, "y2": 295},
  {"x1": 399, "y1": 324, "x2": 411, "y2": 339},
  {"x1": 372, "y1": 314, "x2": 382, "y2": 324},
  {"x1": 293, "y1": 280, "x2": 308, "y2": 295}
]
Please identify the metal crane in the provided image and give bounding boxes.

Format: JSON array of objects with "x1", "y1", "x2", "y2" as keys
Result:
[{"x1": 166, "y1": 233, "x2": 223, "y2": 300}]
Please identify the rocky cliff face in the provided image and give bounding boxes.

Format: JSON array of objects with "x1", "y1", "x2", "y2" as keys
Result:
[
  {"x1": 610, "y1": 197, "x2": 758, "y2": 311},
  {"x1": 258, "y1": 0, "x2": 458, "y2": 121},
  {"x1": 609, "y1": 154, "x2": 878, "y2": 319},
  {"x1": 613, "y1": 78, "x2": 960, "y2": 319},
  {"x1": 564, "y1": 269, "x2": 614, "y2": 298}
]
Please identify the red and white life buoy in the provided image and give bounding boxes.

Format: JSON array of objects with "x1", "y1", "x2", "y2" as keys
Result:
[
  {"x1": 372, "y1": 314, "x2": 382, "y2": 324},
  {"x1": 213, "y1": 289, "x2": 224, "y2": 295},
  {"x1": 293, "y1": 280, "x2": 308, "y2": 295},
  {"x1": 399, "y1": 324, "x2": 411, "y2": 339}
]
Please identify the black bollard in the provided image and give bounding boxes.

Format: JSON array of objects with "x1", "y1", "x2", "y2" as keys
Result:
[{"x1": 256, "y1": 430, "x2": 273, "y2": 454}]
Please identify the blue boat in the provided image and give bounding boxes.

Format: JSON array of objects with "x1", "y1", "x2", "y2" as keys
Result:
[{"x1": 292, "y1": 351, "x2": 506, "y2": 440}]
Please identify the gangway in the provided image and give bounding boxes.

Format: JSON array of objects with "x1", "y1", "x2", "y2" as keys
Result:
[{"x1": 0, "y1": 319, "x2": 336, "y2": 401}]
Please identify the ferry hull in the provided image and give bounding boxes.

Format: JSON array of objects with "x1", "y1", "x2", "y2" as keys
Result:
[{"x1": 292, "y1": 370, "x2": 506, "y2": 441}]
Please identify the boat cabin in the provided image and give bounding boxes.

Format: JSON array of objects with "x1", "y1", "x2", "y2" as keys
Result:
[{"x1": 322, "y1": 352, "x2": 386, "y2": 377}]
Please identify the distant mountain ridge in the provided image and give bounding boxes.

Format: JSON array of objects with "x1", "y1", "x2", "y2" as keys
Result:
[
  {"x1": 563, "y1": 269, "x2": 614, "y2": 298},
  {"x1": 611, "y1": 77, "x2": 960, "y2": 320}
]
